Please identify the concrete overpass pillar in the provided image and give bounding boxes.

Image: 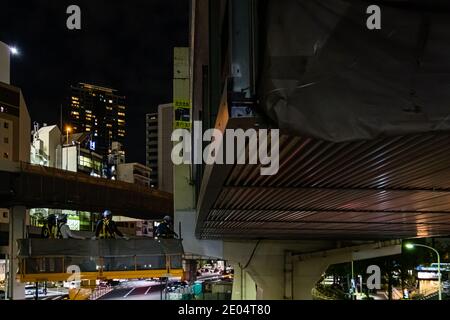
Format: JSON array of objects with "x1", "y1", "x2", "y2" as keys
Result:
[
  {"x1": 224, "y1": 240, "x2": 336, "y2": 300},
  {"x1": 294, "y1": 259, "x2": 332, "y2": 300},
  {"x1": 224, "y1": 240, "x2": 402, "y2": 300},
  {"x1": 7, "y1": 205, "x2": 26, "y2": 300},
  {"x1": 231, "y1": 264, "x2": 257, "y2": 300}
]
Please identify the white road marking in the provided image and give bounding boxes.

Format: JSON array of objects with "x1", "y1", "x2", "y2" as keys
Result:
[
  {"x1": 144, "y1": 286, "x2": 152, "y2": 295},
  {"x1": 123, "y1": 287, "x2": 136, "y2": 298}
]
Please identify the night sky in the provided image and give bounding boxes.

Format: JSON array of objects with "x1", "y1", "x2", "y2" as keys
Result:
[{"x1": 0, "y1": 0, "x2": 189, "y2": 163}]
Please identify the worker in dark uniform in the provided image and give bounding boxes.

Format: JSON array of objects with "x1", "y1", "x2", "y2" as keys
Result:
[
  {"x1": 155, "y1": 216, "x2": 178, "y2": 239},
  {"x1": 41, "y1": 214, "x2": 57, "y2": 238},
  {"x1": 93, "y1": 210, "x2": 129, "y2": 240}
]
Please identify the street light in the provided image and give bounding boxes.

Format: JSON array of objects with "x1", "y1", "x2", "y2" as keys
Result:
[
  {"x1": 405, "y1": 243, "x2": 442, "y2": 300},
  {"x1": 65, "y1": 126, "x2": 72, "y2": 145},
  {"x1": 65, "y1": 126, "x2": 72, "y2": 171},
  {"x1": 9, "y1": 46, "x2": 19, "y2": 55}
]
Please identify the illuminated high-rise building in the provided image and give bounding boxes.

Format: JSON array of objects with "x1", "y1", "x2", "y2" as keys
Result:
[{"x1": 65, "y1": 83, "x2": 126, "y2": 158}]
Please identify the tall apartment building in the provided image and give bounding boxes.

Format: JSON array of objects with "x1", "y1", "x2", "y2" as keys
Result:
[
  {"x1": 65, "y1": 83, "x2": 126, "y2": 159},
  {"x1": 146, "y1": 113, "x2": 158, "y2": 187},
  {"x1": 157, "y1": 104, "x2": 174, "y2": 194},
  {"x1": 146, "y1": 104, "x2": 173, "y2": 193}
]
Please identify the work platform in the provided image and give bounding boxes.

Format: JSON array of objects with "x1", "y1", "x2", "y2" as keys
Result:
[{"x1": 16, "y1": 238, "x2": 184, "y2": 282}]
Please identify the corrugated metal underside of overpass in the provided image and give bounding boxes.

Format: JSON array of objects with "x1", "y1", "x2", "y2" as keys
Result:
[{"x1": 198, "y1": 132, "x2": 450, "y2": 240}]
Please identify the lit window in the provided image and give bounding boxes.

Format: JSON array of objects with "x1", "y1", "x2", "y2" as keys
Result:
[{"x1": 79, "y1": 156, "x2": 93, "y2": 168}]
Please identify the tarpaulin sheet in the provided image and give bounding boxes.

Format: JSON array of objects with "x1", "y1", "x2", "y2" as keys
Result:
[
  {"x1": 19, "y1": 239, "x2": 184, "y2": 273},
  {"x1": 258, "y1": 0, "x2": 450, "y2": 141},
  {"x1": 17, "y1": 239, "x2": 184, "y2": 258}
]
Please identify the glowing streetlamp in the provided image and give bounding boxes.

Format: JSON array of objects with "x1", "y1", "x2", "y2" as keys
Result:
[
  {"x1": 405, "y1": 243, "x2": 441, "y2": 300},
  {"x1": 65, "y1": 126, "x2": 72, "y2": 145},
  {"x1": 9, "y1": 46, "x2": 19, "y2": 55}
]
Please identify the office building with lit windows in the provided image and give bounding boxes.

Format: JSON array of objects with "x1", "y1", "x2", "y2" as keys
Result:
[{"x1": 65, "y1": 83, "x2": 126, "y2": 159}]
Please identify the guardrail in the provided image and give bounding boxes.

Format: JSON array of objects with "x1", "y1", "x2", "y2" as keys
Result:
[
  {"x1": 16, "y1": 238, "x2": 184, "y2": 282},
  {"x1": 89, "y1": 286, "x2": 114, "y2": 300}
]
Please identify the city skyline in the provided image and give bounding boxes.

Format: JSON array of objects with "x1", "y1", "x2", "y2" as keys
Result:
[{"x1": 0, "y1": 0, "x2": 189, "y2": 164}]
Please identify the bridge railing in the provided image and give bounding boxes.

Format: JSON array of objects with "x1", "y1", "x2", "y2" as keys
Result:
[{"x1": 16, "y1": 238, "x2": 184, "y2": 282}]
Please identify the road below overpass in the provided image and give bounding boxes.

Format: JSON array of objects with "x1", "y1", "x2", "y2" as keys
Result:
[{"x1": 98, "y1": 281, "x2": 165, "y2": 300}]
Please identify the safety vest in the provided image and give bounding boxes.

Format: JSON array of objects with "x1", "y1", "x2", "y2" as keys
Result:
[
  {"x1": 55, "y1": 223, "x2": 64, "y2": 239},
  {"x1": 42, "y1": 224, "x2": 58, "y2": 239},
  {"x1": 99, "y1": 219, "x2": 115, "y2": 239}
]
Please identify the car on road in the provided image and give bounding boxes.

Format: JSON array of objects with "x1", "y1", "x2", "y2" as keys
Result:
[
  {"x1": 443, "y1": 281, "x2": 450, "y2": 292},
  {"x1": 165, "y1": 280, "x2": 189, "y2": 293},
  {"x1": 25, "y1": 285, "x2": 45, "y2": 296}
]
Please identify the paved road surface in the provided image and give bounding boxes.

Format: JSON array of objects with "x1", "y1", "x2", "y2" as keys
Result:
[{"x1": 99, "y1": 282, "x2": 166, "y2": 300}]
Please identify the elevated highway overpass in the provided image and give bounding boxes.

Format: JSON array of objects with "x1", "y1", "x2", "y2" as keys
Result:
[
  {"x1": 196, "y1": 101, "x2": 450, "y2": 241},
  {"x1": 0, "y1": 160, "x2": 173, "y2": 219}
]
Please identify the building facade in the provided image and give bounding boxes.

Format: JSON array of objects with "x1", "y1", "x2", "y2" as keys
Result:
[
  {"x1": 146, "y1": 104, "x2": 174, "y2": 193},
  {"x1": 0, "y1": 82, "x2": 30, "y2": 162},
  {"x1": 62, "y1": 132, "x2": 104, "y2": 177},
  {"x1": 146, "y1": 113, "x2": 158, "y2": 187},
  {"x1": 0, "y1": 42, "x2": 31, "y2": 300},
  {"x1": 107, "y1": 141, "x2": 126, "y2": 179},
  {"x1": 30, "y1": 124, "x2": 62, "y2": 168},
  {"x1": 0, "y1": 41, "x2": 10, "y2": 85},
  {"x1": 0, "y1": 72, "x2": 31, "y2": 226},
  {"x1": 65, "y1": 83, "x2": 126, "y2": 159},
  {"x1": 157, "y1": 103, "x2": 174, "y2": 194},
  {"x1": 117, "y1": 162, "x2": 152, "y2": 188}
]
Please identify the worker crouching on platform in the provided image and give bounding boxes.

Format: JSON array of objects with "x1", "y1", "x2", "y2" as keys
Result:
[
  {"x1": 155, "y1": 215, "x2": 178, "y2": 239},
  {"x1": 93, "y1": 210, "x2": 129, "y2": 240}
]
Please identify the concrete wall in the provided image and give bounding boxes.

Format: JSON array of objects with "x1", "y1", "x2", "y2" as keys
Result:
[
  {"x1": 117, "y1": 163, "x2": 135, "y2": 183},
  {"x1": 19, "y1": 91, "x2": 30, "y2": 162},
  {"x1": 158, "y1": 103, "x2": 174, "y2": 194},
  {"x1": 0, "y1": 209, "x2": 8, "y2": 224},
  {"x1": 38, "y1": 125, "x2": 62, "y2": 167},
  {"x1": 175, "y1": 210, "x2": 223, "y2": 259},
  {"x1": 62, "y1": 145, "x2": 78, "y2": 172},
  {"x1": 0, "y1": 118, "x2": 13, "y2": 161},
  {"x1": 0, "y1": 41, "x2": 10, "y2": 85}
]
